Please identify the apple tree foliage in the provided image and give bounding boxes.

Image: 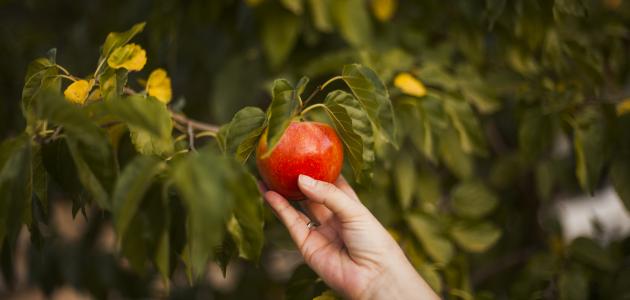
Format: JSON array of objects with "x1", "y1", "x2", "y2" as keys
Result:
[{"x1": 1, "y1": 0, "x2": 630, "y2": 299}]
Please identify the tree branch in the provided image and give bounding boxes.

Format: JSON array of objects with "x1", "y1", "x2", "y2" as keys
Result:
[{"x1": 170, "y1": 110, "x2": 220, "y2": 133}]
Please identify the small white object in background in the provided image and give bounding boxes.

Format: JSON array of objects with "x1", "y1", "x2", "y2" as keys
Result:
[{"x1": 556, "y1": 187, "x2": 630, "y2": 245}]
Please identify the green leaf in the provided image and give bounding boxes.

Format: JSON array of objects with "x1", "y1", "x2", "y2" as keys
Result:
[
  {"x1": 406, "y1": 213, "x2": 454, "y2": 265},
  {"x1": 573, "y1": 109, "x2": 608, "y2": 194},
  {"x1": 35, "y1": 90, "x2": 116, "y2": 208},
  {"x1": 438, "y1": 129, "x2": 474, "y2": 179},
  {"x1": 106, "y1": 95, "x2": 174, "y2": 156},
  {"x1": 280, "y1": 0, "x2": 304, "y2": 14},
  {"x1": 260, "y1": 4, "x2": 301, "y2": 69},
  {"x1": 519, "y1": 108, "x2": 553, "y2": 160},
  {"x1": 105, "y1": 95, "x2": 172, "y2": 138},
  {"x1": 0, "y1": 135, "x2": 32, "y2": 245},
  {"x1": 394, "y1": 153, "x2": 415, "y2": 209},
  {"x1": 331, "y1": 0, "x2": 373, "y2": 47},
  {"x1": 308, "y1": 0, "x2": 333, "y2": 32},
  {"x1": 417, "y1": 264, "x2": 443, "y2": 294},
  {"x1": 214, "y1": 233, "x2": 238, "y2": 277},
  {"x1": 31, "y1": 144, "x2": 48, "y2": 213},
  {"x1": 323, "y1": 90, "x2": 374, "y2": 180},
  {"x1": 263, "y1": 79, "x2": 301, "y2": 156},
  {"x1": 611, "y1": 158, "x2": 630, "y2": 212},
  {"x1": 227, "y1": 172, "x2": 264, "y2": 262},
  {"x1": 450, "y1": 180, "x2": 498, "y2": 219},
  {"x1": 21, "y1": 50, "x2": 60, "y2": 125},
  {"x1": 98, "y1": 67, "x2": 128, "y2": 101},
  {"x1": 559, "y1": 266, "x2": 589, "y2": 300},
  {"x1": 100, "y1": 22, "x2": 146, "y2": 61},
  {"x1": 218, "y1": 106, "x2": 266, "y2": 163},
  {"x1": 172, "y1": 149, "x2": 239, "y2": 278},
  {"x1": 568, "y1": 237, "x2": 615, "y2": 271},
  {"x1": 450, "y1": 222, "x2": 502, "y2": 253},
  {"x1": 286, "y1": 264, "x2": 325, "y2": 300},
  {"x1": 112, "y1": 156, "x2": 165, "y2": 239},
  {"x1": 443, "y1": 98, "x2": 487, "y2": 156},
  {"x1": 342, "y1": 64, "x2": 397, "y2": 146},
  {"x1": 313, "y1": 290, "x2": 341, "y2": 300}
]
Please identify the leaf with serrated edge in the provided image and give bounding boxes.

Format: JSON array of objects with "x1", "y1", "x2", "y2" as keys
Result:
[
  {"x1": 263, "y1": 79, "x2": 301, "y2": 156},
  {"x1": 342, "y1": 64, "x2": 397, "y2": 147},
  {"x1": 323, "y1": 90, "x2": 374, "y2": 180}
]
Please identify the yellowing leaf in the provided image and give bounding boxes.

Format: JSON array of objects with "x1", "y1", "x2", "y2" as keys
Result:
[
  {"x1": 146, "y1": 68, "x2": 172, "y2": 103},
  {"x1": 107, "y1": 43, "x2": 147, "y2": 71},
  {"x1": 394, "y1": 72, "x2": 426, "y2": 97},
  {"x1": 64, "y1": 79, "x2": 92, "y2": 104},
  {"x1": 616, "y1": 98, "x2": 630, "y2": 116},
  {"x1": 371, "y1": 0, "x2": 397, "y2": 22}
]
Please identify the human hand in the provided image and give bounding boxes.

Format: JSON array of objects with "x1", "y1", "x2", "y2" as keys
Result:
[{"x1": 263, "y1": 174, "x2": 440, "y2": 300}]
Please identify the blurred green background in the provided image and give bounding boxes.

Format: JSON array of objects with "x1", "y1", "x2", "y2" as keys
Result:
[{"x1": 1, "y1": 0, "x2": 630, "y2": 299}]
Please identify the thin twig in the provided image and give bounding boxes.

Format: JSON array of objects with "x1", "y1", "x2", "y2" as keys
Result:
[
  {"x1": 44, "y1": 126, "x2": 63, "y2": 143},
  {"x1": 170, "y1": 111, "x2": 220, "y2": 133},
  {"x1": 187, "y1": 122, "x2": 196, "y2": 152}
]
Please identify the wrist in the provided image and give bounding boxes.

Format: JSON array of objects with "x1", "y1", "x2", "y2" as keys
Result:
[{"x1": 359, "y1": 252, "x2": 439, "y2": 300}]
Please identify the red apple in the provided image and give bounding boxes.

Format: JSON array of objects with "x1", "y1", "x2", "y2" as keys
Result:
[{"x1": 256, "y1": 121, "x2": 344, "y2": 200}]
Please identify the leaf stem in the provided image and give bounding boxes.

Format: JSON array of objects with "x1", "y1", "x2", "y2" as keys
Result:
[
  {"x1": 54, "y1": 64, "x2": 71, "y2": 75},
  {"x1": 195, "y1": 131, "x2": 218, "y2": 138},
  {"x1": 321, "y1": 75, "x2": 343, "y2": 90},
  {"x1": 300, "y1": 103, "x2": 328, "y2": 117},
  {"x1": 58, "y1": 74, "x2": 77, "y2": 82},
  {"x1": 302, "y1": 75, "x2": 344, "y2": 107}
]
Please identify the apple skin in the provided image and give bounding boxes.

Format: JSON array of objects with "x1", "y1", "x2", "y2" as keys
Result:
[{"x1": 256, "y1": 121, "x2": 344, "y2": 200}]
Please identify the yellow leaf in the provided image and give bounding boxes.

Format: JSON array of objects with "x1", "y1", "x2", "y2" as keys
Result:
[
  {"x1": 64, "y1": 79, "x2": 92, "y2": 104},
  {"x1": 107, "y1": 43, "x2": 147, "y2": 71},
  {"x1": 394, "y1": 72, "x2": 427, "y2": 97},
  {"x1": 146, "y1": 68, "x2": 172, "y2": 103},
  {"x1": 616, "y1": 98, "x2": 630, "y2": 116},
  {"x1": 371, "y1": 0, "x2": 397, "y2": 22}
]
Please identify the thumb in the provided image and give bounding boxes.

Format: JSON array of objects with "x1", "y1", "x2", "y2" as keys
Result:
[{"x1": 298, "y1": 174, "x2": 366, "y2": 220}]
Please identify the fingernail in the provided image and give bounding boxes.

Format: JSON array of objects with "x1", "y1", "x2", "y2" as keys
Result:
[{"x1": 298, "y1": 174, "x2": 316, "y2": 188}]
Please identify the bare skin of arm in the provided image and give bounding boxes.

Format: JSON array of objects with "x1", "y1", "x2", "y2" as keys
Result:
[{"x1": 263, "y1": 174, "x2": 441, "y2": 300}]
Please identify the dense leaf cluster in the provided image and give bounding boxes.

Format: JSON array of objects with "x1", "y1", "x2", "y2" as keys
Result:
[{"x1": 0, "y1": 0, "x2": 629, "y2": 299}]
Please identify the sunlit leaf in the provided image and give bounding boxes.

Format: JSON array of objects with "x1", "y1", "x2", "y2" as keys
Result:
[
  {"x1": 406, "y1": 213, "x2": 454, "y2": 265},
  {"x1": 439, "y1": 129, "x2": 474, "y2": 179},
  {"x1": 450, "y1": 221, "x2": 502, "y2": 253},
  {"x1": 394, "y1": 72, "x2": 426, "y2": 97},
  {"x1": 107, "y1": 43, "x2": 147, "y2": 71},
  {"x1": 370, "y1": 0, "x2": 397, "y2": 22},
  {"x1": 280, "y1": 0, "x2": 303, "y2": 14},
  {"x1": 342, "y1": 64, "x2": 397, "y2": 146},
  {"x1": 323, "y1": 90, "x2": 374, "y2": 180},
  {"x1": 616, "y1": 98, "x2": 630, "y2": 116},
  {"x1": 63, "y1": 79, "x2": 92, "y2": 104},
  {"x1": 101, "y1": 22, "x2": 146, "y2": 61},
  {"x1": 146, "y1": 68, "x2": 172, "y2": 103}
]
